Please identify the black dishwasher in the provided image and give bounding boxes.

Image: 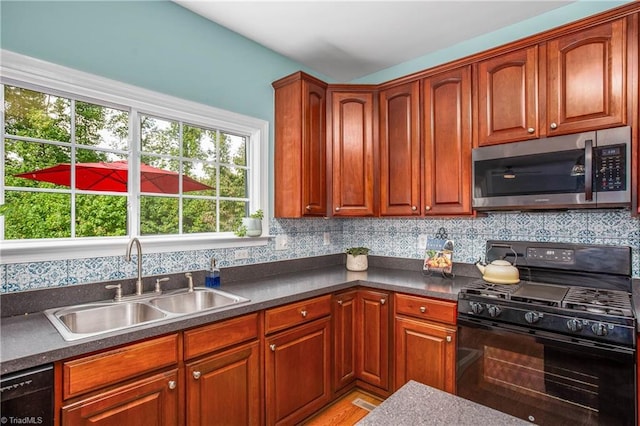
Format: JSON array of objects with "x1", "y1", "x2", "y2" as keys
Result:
[{"x1": 1, "y1": 364, "x2": 54, "y2": 426}]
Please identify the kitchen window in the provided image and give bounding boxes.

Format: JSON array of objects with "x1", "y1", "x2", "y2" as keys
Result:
[{"x1": 0, "y1": 50, "x2": 268, "y2": 263}]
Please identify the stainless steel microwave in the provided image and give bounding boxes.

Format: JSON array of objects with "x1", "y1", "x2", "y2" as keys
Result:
[{"x1": 472, "y1": 126, "x2": 631, "y2": 211}]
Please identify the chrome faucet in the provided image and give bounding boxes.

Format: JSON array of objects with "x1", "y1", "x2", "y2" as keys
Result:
[{"x1": 125, "y1": 237, "x2": 143, "y2": 295}]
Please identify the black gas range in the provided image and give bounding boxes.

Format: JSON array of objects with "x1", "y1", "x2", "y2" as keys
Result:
[
  {"x1": 458, "y1": 240, "x2": 636, "y2": 348},
  {"x1": 456, "y1": 240, "x2": 636, "y2": 426}
]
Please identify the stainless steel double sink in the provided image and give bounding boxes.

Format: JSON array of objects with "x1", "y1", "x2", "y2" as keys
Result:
[{"x1": 44, "y1": 287, "x2": 250, "y2": 341}]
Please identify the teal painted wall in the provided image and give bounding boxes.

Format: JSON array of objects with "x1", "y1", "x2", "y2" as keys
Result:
[{"x1": 354, "y1": 1, "x2": 632, "y2": 83}]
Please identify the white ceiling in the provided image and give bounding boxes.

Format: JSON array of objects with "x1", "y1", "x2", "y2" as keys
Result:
[{"x1": 174, "y1": 1, "x2": 574, "y2": 81}]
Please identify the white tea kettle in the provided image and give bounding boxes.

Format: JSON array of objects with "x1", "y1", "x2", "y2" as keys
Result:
[{"x1": 475, "y1": 245, "x2": 520, "y2": 284}]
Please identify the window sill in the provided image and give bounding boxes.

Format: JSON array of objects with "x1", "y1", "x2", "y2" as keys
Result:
[{"x1": 0, "y1": 234, "x2": 271, "y2": 264}]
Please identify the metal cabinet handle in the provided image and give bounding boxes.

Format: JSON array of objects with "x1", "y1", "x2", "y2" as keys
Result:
[
  {"x1": 380, "y1": 298, "x2": 386, "y2": 305},
  {"x1": 168, "y1": 380, "x2": 177, "y2": 390},
  {"x1": 425, "y1": 206, "x2": 432, "y2": 211},
  {"x1": 305, "y1": 205, "x2": 312, "y2": 211},
  {"x1": 270, "y1": 344, "x2": 276, "y2": 352},
  {"x1": 337, "y1": 300, "x2": 343, "y2": 305},
  {"x1": 420, "y1": 306, "x2": 426, "y2": 313},
  {"x1": 411, "y1": 206, "x2": 417, "y2": 211},
  {"x1": 335, "y1": 207, "x2": 341, "y2": 212},
  {"x1": 446, "y1": 336, "x2": 452, "y2": 343},
  {"x1": 527, "y1": 127, "x2": 535, "y2": 133},
  {"x1": 301, "y1": 310, "x2": 308, "y2": 318},
  {"x1": 550, "y1": 122, "x2": 558, "y2": 130},
  {"x1": 192, "y1": 371, "x2": 201, "y2": 380}
]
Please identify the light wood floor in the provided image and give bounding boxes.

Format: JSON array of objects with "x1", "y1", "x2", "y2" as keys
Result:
[{"x1": 301, "y1": 390, "x2": 384, "y2": 426}]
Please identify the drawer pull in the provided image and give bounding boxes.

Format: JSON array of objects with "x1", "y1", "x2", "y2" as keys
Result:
[
  {"x1": 380, "y1": 298, "x2": 386, "y2": 305},
  {"x1": 337, "y1": 300, "x2": 343, "y2": 305},
  {"x1": 270, "y1": 344, "x2": 276, "y2": 352},
  {"x1": 420, "y1": 306, "x2": 426, "y2": 313},
  {"x1": 300, "y1": 310, "x2": 308, "y2": 317},
  {"x1": 527, "y1": 127, "x2": 535, "y2": 133},
  {"x1": 550, "y1": 122, "x2": 558, "y2": 130},
  {"x1": 335, "y1": 207, "x2": 341, "y2": 212},
  {"x1": 411, "y1": 205, "x2": 417, "y2": 211},
  {"x1": 192, "y1": 371, "x2": 201, "y2": 380},
  {"x1": 446, "y1": 336, "x2": 452, "y2": 343},
  {"x1": 305, "y1": 205, "x2": 312, "y2": 211},
  {"x1": 168, "y1": 380, "x2": 177, "y2": 390}
]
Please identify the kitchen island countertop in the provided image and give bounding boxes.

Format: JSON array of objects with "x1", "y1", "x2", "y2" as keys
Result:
[{"x1": 357, "y1": 380, "x2": 530, "y2": 425}]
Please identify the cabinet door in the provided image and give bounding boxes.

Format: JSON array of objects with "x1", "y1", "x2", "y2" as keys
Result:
[
  {"x1": 546, "y1": 18, "x2": 626, "y2": 135},
  {"x1": 394, "y1": 316, "x2": 456, "y2": 394},
  {"x1": 330, "y1": 90, "x2": 376, "y2": 216},
  {"x1": 422, "y1": 66, "x2": 473, "y2": 215},
  {"x1": 357, "y1": 289, "x2": 390, "y2": 390},
  {"x1": 477, "y1": 46, "x2": 539, "y2": 146},
  {"x1": 61, "y1": 369, "x2": 179, "y2": 426},
  {"x1": 379, "y1": 81, "x2": 421, "y2": 215},
  {"x1": 186, "y1": 341, "x2": 260, "y2": 426},
  {"x1": 332, "y1": 290, "x2": 357, "y2": 392},
  {"x1": 265, "y1": 317, "x2": 331, "y2": 425},
  {"x1": 273, "y1": 72, "x2": 327, "y2": 217}
]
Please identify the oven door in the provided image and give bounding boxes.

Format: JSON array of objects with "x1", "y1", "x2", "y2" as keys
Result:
[{"x1": 457, "y1": 317, "x2": 636, "y2": 426}]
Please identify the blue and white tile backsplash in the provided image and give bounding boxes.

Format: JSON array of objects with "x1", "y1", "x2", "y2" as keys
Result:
[{"x1": 2, "y1": 210, "x2": 639, "y2": 292}]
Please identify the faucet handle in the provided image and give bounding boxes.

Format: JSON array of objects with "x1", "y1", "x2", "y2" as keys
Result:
[
  {"x1": 185, "y1": 272, "x2": 194, "y2": 292},
  {"x1": 155, "y1": 277, "x2": 170, "y2": 293},
  {"x1": 105, "y1": 284, "x2": 122, "y2": 301}
]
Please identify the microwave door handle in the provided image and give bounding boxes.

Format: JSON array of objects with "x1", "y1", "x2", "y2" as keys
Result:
[{"x1": 585, "y1": 139, "x2": 593, "y2": 201}]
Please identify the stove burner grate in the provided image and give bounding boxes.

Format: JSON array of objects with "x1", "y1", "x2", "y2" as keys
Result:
[
  {"x1": 562, "y1": 287, "x2": 633, "y2": 318},
  {"x1": 461, "y1": 281, "x2": 521, "y2": 299}
]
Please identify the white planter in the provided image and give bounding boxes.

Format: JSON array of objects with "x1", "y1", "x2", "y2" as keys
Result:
[
  {"x1": 346, "y1": 254, "x2": 368, "y2": 271},
  {"x1": 241, "y1": 218, "x2": 262, "y2": 237}
]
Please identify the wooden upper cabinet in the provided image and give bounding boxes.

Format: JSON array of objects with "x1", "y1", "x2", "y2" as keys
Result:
[
  {"x1": 379, "y1": 81, "x2": 421, "y2": 216},
  {"x1": 476, "y1": 46, "x2": 540, "y2": 146},
  {"x1": 329, "y1": 89, "x2": 376, "y2": 217},
  {"x1": 273, "y1": 72, "x2": 327, "y2": 217},
  {"x1": 546, "y1": 18, "x2": 626, "y2": 135},
  {"x1": 422, "y1": 66, "x2": 473, "y2": 215}
]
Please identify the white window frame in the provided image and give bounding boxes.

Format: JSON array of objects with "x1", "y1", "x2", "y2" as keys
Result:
[{"x1": 0, "y1": 50, "x2": 269, "y2": 264}]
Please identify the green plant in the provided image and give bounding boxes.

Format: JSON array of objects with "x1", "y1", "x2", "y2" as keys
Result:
[
  {"x1": 234, "y1": 225, "x2": 247, "y2": 237},
  {"x1": 345, "y1": 247, "x2": 370, "y2": 256},
  {"x1": 249, "y1": 209, "x2": 263, "y2": 220}
]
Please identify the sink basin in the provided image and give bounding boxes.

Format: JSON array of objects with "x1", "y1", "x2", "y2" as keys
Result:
[
  {"x1": 149, "y1": 289, "x2": 249, "y2": 314},
  {"x1": 46, "y1": 302, "x2": 167, "y2": 341},
  {"x1": 44, "y1": 288, "x2": 250, "y2": 341}
]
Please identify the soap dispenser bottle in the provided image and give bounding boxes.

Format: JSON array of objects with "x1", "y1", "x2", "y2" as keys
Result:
[{"x1": 205, "y1": 258, "x2": 220, "y2": 288}]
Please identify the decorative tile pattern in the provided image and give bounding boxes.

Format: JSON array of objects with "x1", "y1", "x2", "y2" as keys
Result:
[{"x1": 2, "y1": 212, "x2": 639, "y2": 293}]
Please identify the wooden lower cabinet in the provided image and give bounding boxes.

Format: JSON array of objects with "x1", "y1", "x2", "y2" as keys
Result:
[
  {"x1": 394, "y1": 293, "x2": 457, "y2": 394},
  {"x1": 394, "y1": 316, "x2": 456, "y2": 394},
  {"x1": 332, "y1": 290, "x2": 357, "y2": 391},
  {"x1": 61, "y1": 368, "x2": 180, "y2": 426},
  {"x1": 356, "y1": 289, "x2": 390, "y2": 391},
  {"x1": 265, "y1": 316, "x2": 332, "y2": 425},
  {"x1": 186, "y1": 340, "x2": 260, "y2": 426}
]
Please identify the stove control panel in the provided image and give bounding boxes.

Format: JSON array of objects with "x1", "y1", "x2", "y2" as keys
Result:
[{"x1": 527, "y1": 247, "x2": 574, "y2": 264}]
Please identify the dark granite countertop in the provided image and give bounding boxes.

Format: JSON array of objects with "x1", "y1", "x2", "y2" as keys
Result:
[
  {"x1": 356, "y1": 380, "x2": 530, "y2": 425},
  {"x1": 1, "y1": 260, "x2": 474, "y2": 375},
  {"x1": 2, "y1": 255, "x2": 638, "y2": 377}
]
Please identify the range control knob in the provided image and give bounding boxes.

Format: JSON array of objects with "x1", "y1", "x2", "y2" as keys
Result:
[
  {"x1": 567, "y1": 319, "x2": 583, "y2": 332},
  {"x1": 470, "y1": 302, "x2": 484, "y2": 315},
  {"x1": 591, "y1": 323, "x2": 609, "y2": 337},
  {"x1": 487, "y1": 305, "x2": 502, "y2": 318},
  {"x1": 524, "y1": 311, "x2": 540, "y2": 324}
]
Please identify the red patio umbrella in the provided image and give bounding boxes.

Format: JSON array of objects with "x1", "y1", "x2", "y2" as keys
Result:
[{"x1": 14, "y1": 160, "x2": 213, "y2": 194}]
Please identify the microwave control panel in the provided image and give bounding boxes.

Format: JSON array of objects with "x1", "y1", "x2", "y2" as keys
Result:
[{"x1": 594, "y1": 144, "x2": 626, "y2": 192}]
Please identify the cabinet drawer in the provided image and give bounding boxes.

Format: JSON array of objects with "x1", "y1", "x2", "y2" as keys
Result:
[
  {"x1": 265, "y1": 295, "x2": 331, "y2": 334},
  {"x1": 63, "y1": 334, "x2": 179, "y2": 399},
  {"x1": 184, "y1": 313, "x2": 259, "y2": 360},
  {"x1": 395, "y1": 293, "x2": 456, "y2": 325}
]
